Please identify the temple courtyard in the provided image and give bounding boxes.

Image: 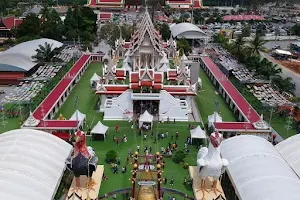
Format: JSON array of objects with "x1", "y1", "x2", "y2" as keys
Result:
[{"x1": 52, "y1": 60, "x2": 237, "y2": 198}]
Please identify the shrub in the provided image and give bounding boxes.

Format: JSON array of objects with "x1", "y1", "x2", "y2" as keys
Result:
[
  {"x1": 183, "y1": 162, "x2": 189, "y2": 169},
  {"x1": 106, "y1": 150, "x2": 117, "y2": 163},
  {"x1": 173, "y1": 150, "x2": 186, "y2": 163}
]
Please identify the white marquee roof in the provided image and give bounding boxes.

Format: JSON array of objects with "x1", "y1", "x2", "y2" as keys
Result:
[
  {"x1": 170, "y1": 23, "x2": 209, "y2": 39},
  {"x1": 69, "y1": 110, "x2": 86, "y2": 122},
  {"x1": 90, "y1": 73, "x2": 100, "y2": 85},
  {"x1": 208, "y1": 112, "x2": 222, "y2": 123},
  {"x1": 0, "y1": 38, "x2": 63, "y2": 72},
  {"x1": 190, "y1": 125, "x2": 206, "y2": 141},
  {"x1": 0, "y1": 129, "x2": 72, "y2": 200},
  {"x1": 221, "y1": 135, "x2": 300, "y2": 200},
  {"x1": 275, "y1": 134, "x2": 300, "y2": 177},
  {"x1": 91, "y1": 121, "x2": 109, "y2": 135},
  {"x1": 139, "y1": 110, "x2": 153, "y2": 122}
]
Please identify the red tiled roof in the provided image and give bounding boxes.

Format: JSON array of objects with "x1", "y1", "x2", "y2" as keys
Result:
[
  {"x1": 1, "y1": 16, "x2": 15, "y2": 29},
  {"x1": 154, "y1": 73, "x2": 163, "y2": 83},
  {"x1": 14, "y1": 19, "x2": 23, "y2": 27},
  {"x1": 105, "y1": 86, "x2": 128, "y2": 91},
  {"x1": 140, "y1": 81, "x2": 153, "y2": 87},
  {"x1": 52, "y1": 132, "x2": 71, "y2": 140},
  {"x1": 215, "y1": 122, "x2": 256, "y2": 130},
  {"x1": 168, "y1": 70, "x2": 177, "y2": 77},
  {"x1": 166, "y1": 0, "x2": 192, "y2": 5},
  {"x1": 201, "y1": 56, "x2": 260, "y2": 123},
  {"x1": 33, "y1": 55, "x2": 90, "y2": 120},
  {"x1": 37, "y1": 120, "x2": 78, "y2": 128},
  {"x1": 124, "y1": 42, "x2": 131, "y2": 48},
  {"x1": 98, "y1": 0, "x2": 123, "y2": 3},
  {"x1": 130, "y1": 73, "x2": 139, "y2": 83},
  {"x1": 223, "y1": 15, "x2": 265, "y2": 21},
  {"x1": 116, "y1": 69, "x2": 125, "y2": 77},
  {"x1": 153, "y1": 84, "x2": 163, "y2": 90},
  {"x1": 193, "y1": 0, "x2": 203, "y2": 8},
  {"x1": 164, "y1": 87, "x2": 188, "y2": 93},
  {"x1": 99, "y1": 12, "x2": 112, "y2": 20},
  {"x1": 130, "y1": 83, "x2": 140, "y2": 89},
  {"x1": 96, "y1": 91, "x2": 125, "y2": 94}
]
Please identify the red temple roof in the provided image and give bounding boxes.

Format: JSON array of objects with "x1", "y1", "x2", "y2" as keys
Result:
[
  {"x1": 130, "y1": 73, "x2": 139, "y2": 83},
  {"x1": 166, "y1": 0, "x2": 193, "y2": 5},
  {"x1": 154, "y1": 73, "x2": 163, "y2": 83},
  {"x1": 140, "y1": 81, "x2": 153, "y2": 87},
  {"x1": 99, "y1": 12, "x2": 112, "y2": 21},
  {"x1": 215, "y1": 122, "x2": 257, "y2": 131},
  {"x1": 223, "y1": 15, "x2": 265, "y2": 21},
  {"x1": 0, "y1": 16, "x2": 23, "y2": 30},
  {"x1": 116, "y1": 69, "x2": 125, "y2": 77}
]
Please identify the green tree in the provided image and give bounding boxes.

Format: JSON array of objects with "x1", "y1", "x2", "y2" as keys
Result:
[
  {"x1": 247, "y1": 35, "x2": 266, "y2": 55},
  {"x1": 242, "y1": 25, "x2": 251, "y2": 37},
  {"x1": 41, "y1": 9, "x2": 64, "y2": 41},
  {"x1": 231, "y1": 35, "x2": 245, "y2": 56},
  {"x1": 32, "y1": 42, "x2": 62, "y2": 63},
  {"x1": 17, "y1": 13, "x2": 41, "y2": 41},
  {"x1": 177, "y1": 38, "x2": 191, "y2": 55},
  {"x1": 291, "y1": 24, "x2": 300, "y2": 36},
  {"x1": 146, "y1": 0, "x2": 164, "y2": 21},
  {"x1": 158, "y1": 23, "x2": 171, "y2": 41},
  {"x1": 99, "y1": 24, "x2": 134, "y2": 47},
  {"x1": 173, "y1": 150, "x2": 186, "y2": 163},
  {"x1": 255, "y1": 58, "x2": 282, "y2": 79},
  {"x1": 272, "y1": 76, "x2": 296, "y2": 94}
]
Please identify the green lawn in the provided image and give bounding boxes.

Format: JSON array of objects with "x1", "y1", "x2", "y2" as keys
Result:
[
  {"x1": 195, "y1": 68, "x2": 237, "y2": 127},
  {"x1": 55, "y1": 61, "x2": 204, "y2": 198},
  {"x1": 0, "y1": 118, "x2": 21, "y2": 133}
]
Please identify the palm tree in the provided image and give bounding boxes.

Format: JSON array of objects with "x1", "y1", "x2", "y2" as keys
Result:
[
  {"x1": 247, "y1": 35, "x2": 266, "y2": 55},
  {"x1": 255, "y1": 58, "x2": 282, "y2": 79},
  {"x1": 272, "y1": 76, "x2": 296, "y2": 94},
  {"x1": 231, "y1": 35, "x2": 244, "y2": 55},
  {"x1": 32, "y1": 42, "x2": 62, "y2": 63}
]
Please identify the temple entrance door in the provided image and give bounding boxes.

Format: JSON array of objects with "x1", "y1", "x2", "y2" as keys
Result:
[{"x1": 133, "y1": 100, "x2": 159, "y2": 116}]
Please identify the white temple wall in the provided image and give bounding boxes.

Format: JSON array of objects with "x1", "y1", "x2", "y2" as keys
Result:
[
  {"x1": 103, "y1": 90, "x2": 133, "y2": 120},
  {"x1": 159, "y1": 91, "x2": 189, "y2": 121}
]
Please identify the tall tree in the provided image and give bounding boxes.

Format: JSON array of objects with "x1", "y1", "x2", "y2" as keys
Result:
[
  {"x1": 146, "y1": 0, "x2": 164, "y2": 21},
  {"x1": 247, "y1": 34, "x2": 266, "y2": 55},
  {"x1": 17, "y1": 13, "x2": 41, "y2": 40},
  {"x1": 177, "y1": 38, "x2": 191, "y2": 55},
  {"x1": 32, "y1": 42, "x2": 62, "y2": 63},
  {"x1": 158, "y1": 23, "x2": 171, "y2": 41}
]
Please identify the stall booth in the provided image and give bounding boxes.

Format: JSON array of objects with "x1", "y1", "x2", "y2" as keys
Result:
[
  {"x1": 69, "y1": 110, "x2": 86, "y2": 129},
  {"x1": 208, "y1": 112, "x2": 223, "y2": 128},
  {"x1": 190, "y1": 125, "x2": 207, "y2": 144},
  {"x1": 139, "y1": 110, "x2": 153, "y2": 130},
  {"x1": 91, "y1": 121, "x2": 109, "y2": 140}
]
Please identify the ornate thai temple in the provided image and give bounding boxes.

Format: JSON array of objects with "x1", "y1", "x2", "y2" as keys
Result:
[{"x1": 94, "y1": 11, "x2": 198, "y2": 121}]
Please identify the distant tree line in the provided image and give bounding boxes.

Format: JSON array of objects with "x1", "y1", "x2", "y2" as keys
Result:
[{"x1": 15, "y1": 4, "x2": 97, "y2": 47}]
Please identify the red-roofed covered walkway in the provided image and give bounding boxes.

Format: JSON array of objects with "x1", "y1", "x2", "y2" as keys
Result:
[{"x1": 200, "y1": 56, "x2": 271, "y2": 134}]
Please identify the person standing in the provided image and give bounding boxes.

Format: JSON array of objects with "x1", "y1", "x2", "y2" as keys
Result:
[
  {"x1": 149, "y1": 146, "x2": 152, "y2": 153},
  {"x1": 170, "y1": 176, "x2": 174, "y2": 186},
  {"x1": 115, "y1": 123, "x2": 119, "y2": 132},
  {"x1": 137, "y1": 145, "x2": 140, "y2": 152},
  {"x1": 164, "y1": 176, "x2": 167, "y2": 184}
]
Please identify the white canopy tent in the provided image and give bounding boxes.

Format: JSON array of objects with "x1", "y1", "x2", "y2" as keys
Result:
[
  {"x1": 208, "y1": 112, "x2": 222, "y2": 128},
  {"x1": 139, "y1": 110, "x2": 153, "y2": 129},
  {"x1": 221, "y1": 135, "x2": 300, "y2": 200},
  {"x1": 0, "y1": 129, "x2": 72, "y2": 200},
  {"x1": 190, "y1": 125, "x2": 207, "y2": 142},
  {"x1": 69, "y1": 110, "x2": 86, "y2": 127},
  {"x1": 90, "y1": 73, "x2": 101, "y2": 86},
  {"x1": 91, "y1": 121, "x2": 109, "y2": 140}
]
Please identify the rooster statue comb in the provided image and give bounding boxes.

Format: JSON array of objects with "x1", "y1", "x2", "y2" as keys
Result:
[
  {"x1": 196, "y1": 130, "x2": 228, "y2": 198},
  {"x1": 66, "y1": 130, "x2": 98, "y2": 189}
]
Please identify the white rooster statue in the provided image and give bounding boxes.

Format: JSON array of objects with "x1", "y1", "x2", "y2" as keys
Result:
[{"x1": 197, "y1": 130, "x2": 228, "y2": 199}]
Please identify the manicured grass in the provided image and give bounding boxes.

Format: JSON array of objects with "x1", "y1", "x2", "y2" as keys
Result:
[
  {"x1": 55, "y1": 62, "x2": 204, "y2": 198},
  {"x1": 195, "y1": 68, "x2": 237, "y2": 127},
  {"x1": 0, "y1": 118, "x2": 21, "y2": 133}
]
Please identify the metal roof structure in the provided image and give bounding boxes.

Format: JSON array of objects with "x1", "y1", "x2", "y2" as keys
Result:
[
  {"x1": 221, "y1": 135, "x2": 300, "y2": 200},
  {"x1": 0, "y1": 129, "x2": 72, "y2": 200},
  {"x1": 0, "y1": 38, "x2": 63, "y2": 72},
  {"x1": 170, "y1": 23, "x2": 209, "y2": 39}
]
